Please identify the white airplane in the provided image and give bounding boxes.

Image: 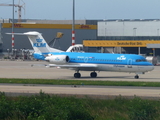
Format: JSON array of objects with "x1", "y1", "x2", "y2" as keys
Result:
[{"x1": 7, "y1": 31, "x2": 154, "y2": 79}]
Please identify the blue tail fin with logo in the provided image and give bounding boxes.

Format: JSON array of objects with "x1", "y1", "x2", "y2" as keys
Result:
[{"x1": 7, "y1": 31, "x2": 63, "y2": 53}]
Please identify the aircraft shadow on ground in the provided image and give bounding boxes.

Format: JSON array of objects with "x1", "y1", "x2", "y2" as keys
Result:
[
  {"x1": 65, "y1": 76, "x2": 132, "y2": 79},
  {"x1": 64, "y1": 76, "x2": 158, "y2": 80}
]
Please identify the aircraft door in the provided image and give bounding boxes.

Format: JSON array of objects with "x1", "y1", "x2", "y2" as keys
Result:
[
  {"x1": 84, "y1": 57, "x2": 88, "y2": 63},
  {"x1": 127, "y1": 59, "x2": 132, "y2": 68}
]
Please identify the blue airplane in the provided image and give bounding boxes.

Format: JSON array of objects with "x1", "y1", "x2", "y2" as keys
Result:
[{"x1": 7, "y1": 31, "x2": 154, "y2": 79}]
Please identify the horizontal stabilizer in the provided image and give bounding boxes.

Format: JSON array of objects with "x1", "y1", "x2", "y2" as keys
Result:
[
  {"x1": 6, "y1": 33, "x2": 26, "y2": 35},
  {"x1": 6, "y1": 31, "x2": 41, "y2": 36}
]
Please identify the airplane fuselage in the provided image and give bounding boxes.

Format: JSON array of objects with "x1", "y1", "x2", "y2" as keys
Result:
[{"x1": 34, "y1": 52, "x2": 154, "y2": 73}]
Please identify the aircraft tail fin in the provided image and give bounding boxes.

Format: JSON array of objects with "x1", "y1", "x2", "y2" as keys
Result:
[{"x1": 6, "y1": 31, "x2": 64, "y2": 53}]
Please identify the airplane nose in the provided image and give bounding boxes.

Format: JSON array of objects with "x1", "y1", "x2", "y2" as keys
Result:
[
  {"x1": 148, "y1": 65, "x2": 154, "y2": 71},
  {"x1": 151, "y1": 65, "x2": 154, "y2": 70}
]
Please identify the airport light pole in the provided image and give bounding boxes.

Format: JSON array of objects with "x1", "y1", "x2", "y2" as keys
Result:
[
  {"x1": 72, "y1": 0, "x2": 75, "y2": 46},
  {"x1": 133, "y1": 28, "x2": 137, "y2": 40},
  {"x1": 104, "y1": 20, "x2": 107, "y2": 40},
  {"x1": 12, "y1": 0, "x2": 14, "y2": 53},
  {"x1": 133, "y1": 28, "x2": 140, "y2": 54}
]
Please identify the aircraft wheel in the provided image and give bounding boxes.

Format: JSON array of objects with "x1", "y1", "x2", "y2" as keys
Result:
[
  {"x1": 74, "y1": 73, "x2": 81, "y2": 78},
  {"x1": 135, "y1": 75, "x2": 139, "y2": 79},
  {"x1": 90, "y1": 72, "x2": 97, "y2": 78}
]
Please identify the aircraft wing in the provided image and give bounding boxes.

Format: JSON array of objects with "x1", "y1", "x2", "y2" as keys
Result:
[{"x1": 48, "y1": 64, "x2": 97, "y2": 70}]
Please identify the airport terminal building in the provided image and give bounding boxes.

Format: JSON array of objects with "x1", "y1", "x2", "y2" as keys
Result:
[{"x1": 1, "y1": 19, "x2": 160, "y2": 57}]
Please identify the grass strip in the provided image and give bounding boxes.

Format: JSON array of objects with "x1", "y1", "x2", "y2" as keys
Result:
[{"x1": 0, "y1": 78, "x2": 160, "y2": 87}]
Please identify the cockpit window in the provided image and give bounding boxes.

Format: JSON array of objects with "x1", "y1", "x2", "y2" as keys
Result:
[{"x1": 136, "y1": 59, "x2": 147, "y2": 62}]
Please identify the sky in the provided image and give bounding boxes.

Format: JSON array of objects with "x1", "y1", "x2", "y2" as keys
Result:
[{"x1": 0, "y1": 0, "x2": 160, "y2": 20}]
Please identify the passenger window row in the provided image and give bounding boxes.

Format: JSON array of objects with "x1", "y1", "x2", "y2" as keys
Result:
[
  {"x1": 136, "y1": 59, "x2": 147, "y2": 62},
  {"x1": 70, "y1": 58, "x2": 123, "y2": 62}
]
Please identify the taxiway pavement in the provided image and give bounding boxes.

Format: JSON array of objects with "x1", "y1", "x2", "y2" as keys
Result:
[
  {"x1": 0, "y1": 60, "x2": 159, "y2": 98},
  {"x1": 0, "y1": 60, "x2": 159, "y2": 81}
]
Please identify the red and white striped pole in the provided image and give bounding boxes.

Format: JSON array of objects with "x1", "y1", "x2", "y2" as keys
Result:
[
  {"x1": 12, "y1": 0, "x2": 14, "y2": 53},
  {"x1": 12, "y1": 32, "x2": 14, "y2": 49},
  {"x1": 72, "y1": 0, "x2": 75, "y2": 46},
  {"x1": 72, "y1": 30, "x2": 75, "y2": 46}
]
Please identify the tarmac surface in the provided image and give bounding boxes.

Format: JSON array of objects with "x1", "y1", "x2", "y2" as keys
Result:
[
  {"x1": 0, "y1": 60, "x2": 160, "y2": 99},
  {"x1": 0, "y1": 60, "x2": 159, "y2": 81}
]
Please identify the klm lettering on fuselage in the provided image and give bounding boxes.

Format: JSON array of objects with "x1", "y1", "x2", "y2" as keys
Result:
[{"x1": 117, "y1": 55, "x2": 126, "y2": 60}]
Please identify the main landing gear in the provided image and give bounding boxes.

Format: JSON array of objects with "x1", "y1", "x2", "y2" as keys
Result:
[
  {"x1": 74, "y1": 72, "x2": 81, "y2": 78},
  {"x1": 90, "y1": 72, "x2": 97, "y2": 78},
  {"x1": 134, "y1": 74, "x2": 139, "y2": 79},
  {"x1": 74, "y1": 71, "x2": 97, "y2": 78}
]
